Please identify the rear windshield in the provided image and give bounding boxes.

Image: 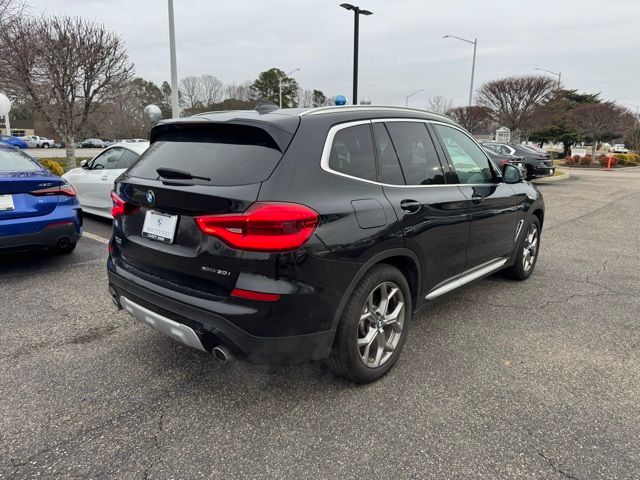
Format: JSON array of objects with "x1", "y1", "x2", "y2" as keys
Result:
[
  {"x1": 0, "y1": 149, "x2": 41, "y2": 172},
  {"x1": 128, "y1": 124, "x2": 284, "y2": 186}
]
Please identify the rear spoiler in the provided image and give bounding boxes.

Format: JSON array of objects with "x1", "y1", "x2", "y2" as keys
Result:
[{"x1": 150, "y1": 117, "x2": 296, "y2": 153}]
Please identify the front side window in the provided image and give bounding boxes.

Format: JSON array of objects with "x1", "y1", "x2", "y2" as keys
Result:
[
  {"x1": 116, "y1": 149, "x2": 139, "y2": 170},
  {"x1": 328, "y1": 124, "x2": 376, "y2": 182},
  {"x1": 434, "y1": 125, "x2": 495, "y2": 184},
  {"x1": 385, "y1": 122, "x2": 444, "y2": 186},
  {"x1": 91, "y1": 148, "x2": 123, "y2": 170}
]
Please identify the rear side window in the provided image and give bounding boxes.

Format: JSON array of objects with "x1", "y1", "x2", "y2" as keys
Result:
[
  {"x1": 373, "y1": 123, "x2": 405, "y2": 185},
  {"x1": 328, "y1": 124, "x2": 376, "y2": 182},
  {"x1": 128, "y1": 124, "x2": 283, "y2": 186},
  {"x1": 385, "y1": 122, "x2": 444, "y2": 185},
  {"x1": 0, "y1": 149, "x2": 41, "y2": 172}
]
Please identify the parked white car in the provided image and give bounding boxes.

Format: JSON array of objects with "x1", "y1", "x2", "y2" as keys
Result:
[
  {"x1": 23, "y1": 135, "x2": 55, "y2": 148},
  {"x1": 63, "y1": 142, "x2": 149, "y2": 218},
  {"x1": 612, "y1": 144, "x2": 629, "y2": 153}
]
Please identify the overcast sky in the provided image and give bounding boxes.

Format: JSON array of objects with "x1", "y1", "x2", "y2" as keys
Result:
[{"x1": 27, "y1": 0, "x2": 640, "y2": 109}]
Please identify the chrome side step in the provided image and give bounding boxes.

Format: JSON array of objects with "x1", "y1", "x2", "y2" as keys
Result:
[
  {"x1": 425, "y1": 258, "x2": 507, "y2": 300},
  {"x1": 120, "y1": 296, "x2": 207, "y2": 352}
]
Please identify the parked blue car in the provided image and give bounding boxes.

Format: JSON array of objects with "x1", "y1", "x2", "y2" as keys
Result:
[
  {"x1": 0, "y1": 145, "x2": 82, "y2": 254},
  {"x1": 0, "y1": 134, "x2": 28, "y2": 149}
]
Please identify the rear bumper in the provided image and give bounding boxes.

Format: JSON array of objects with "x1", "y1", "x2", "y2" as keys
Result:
[
  {"x1": 0, "y1": 209, "x2": 82, "y2": 251},
  {"x1": 107, "y1": 265, "x2": 336, "y2": 364},
  {"x1": 529, "y1": 163, "x2": 554, "y2": 178}
]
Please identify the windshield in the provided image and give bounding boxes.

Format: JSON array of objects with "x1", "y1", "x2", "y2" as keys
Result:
[
  {"x1": 128, "y1": 124, "x2": 284, "y2": 186},
  {"x1": 0, "y1": 149, "x2": 41, "y2": 172}
]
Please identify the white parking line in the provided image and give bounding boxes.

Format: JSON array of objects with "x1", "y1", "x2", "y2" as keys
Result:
[{"x1": 83, "y1": 231, "x2": 110, "y2": 244}]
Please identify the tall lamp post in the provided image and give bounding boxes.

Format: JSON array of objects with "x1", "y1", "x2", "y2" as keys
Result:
[
  {"x1": 168, "y1": 0, "x2": 180, "y2": 118},
  {"x1": 534, "y1": 67, "x2": 561, "y2": 91},
  {"x1": 279, "y1": 68, "x2": 300, "y2": 108},
  {"x1": 405, "y1": 89, "x2": 424, "y2": 107},
  {"x1": 340, "y1": 3, "x2": 373, "y2": 105},
  {"x1": 443, "y1": 34, "x2": 477, "y2": 107}
]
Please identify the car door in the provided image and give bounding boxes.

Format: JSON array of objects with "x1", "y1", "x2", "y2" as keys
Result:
[
  {"x1": 374, "y1": 120, "x2": 470, "y2": 295},
  {"x1": 83, "y1": 147, "x2": 124, "y2": 209},
  {"x1": 432, "y1": 123, "x2": 519, "y2": 270}
]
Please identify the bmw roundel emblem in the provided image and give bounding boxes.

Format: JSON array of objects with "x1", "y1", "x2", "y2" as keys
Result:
[{"x1": 146, "y1": 189, "x2": 155, "y2": 206}]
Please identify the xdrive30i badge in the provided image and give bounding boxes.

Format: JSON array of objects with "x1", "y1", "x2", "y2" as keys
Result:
[{"x1": 201, "y1": 266, "x2": 231, "y2": 276}]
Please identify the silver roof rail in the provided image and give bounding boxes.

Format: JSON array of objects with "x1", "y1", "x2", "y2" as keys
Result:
[{"x1": 299, "y1": 105, "x2": 452, "y2": 121}]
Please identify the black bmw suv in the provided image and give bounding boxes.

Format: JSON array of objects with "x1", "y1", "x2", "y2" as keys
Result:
[{"x1": 107, "y1": 104, "x2": 544, "y2": 383}]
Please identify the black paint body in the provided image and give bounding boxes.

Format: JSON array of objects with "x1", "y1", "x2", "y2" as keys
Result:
[{"x1": 108, "y1": 107, "x2": 544, "y2": 363}]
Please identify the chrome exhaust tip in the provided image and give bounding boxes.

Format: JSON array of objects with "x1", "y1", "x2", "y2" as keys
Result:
[{"x1": 212, "y1": 346, "x2": 232, "y2": 363}]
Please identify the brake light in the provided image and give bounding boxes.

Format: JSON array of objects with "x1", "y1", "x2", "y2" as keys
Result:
[
  {"x1": 111, "y1": 191, "x2": 139, "y2": 218},
  {"x1": 31, "y1": 183, "x2": 76, "y2": 197},
  {"x1": 231, "y1": 288, "x2": 281, "y2": 302},
  {"x1": 195, "y1": 202, "x2": 319, "y2": 252}
]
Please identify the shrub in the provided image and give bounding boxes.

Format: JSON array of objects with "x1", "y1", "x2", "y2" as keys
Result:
[
  {"x1": 578, "y1": 155, "x2": 592, "y2": 166},
  {"x1": 40, "y1": 159, "x2": 64, "y2": 176},
  {"x1": 598, "y1": 155, "x2": 618, "y2": 167},
  {"x1": 564, "y1": 156, "x2": 577, "y2": 165}
]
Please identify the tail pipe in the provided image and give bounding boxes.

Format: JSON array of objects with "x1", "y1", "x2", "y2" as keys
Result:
[{"x1": 212, "y1": 346, "x2": 233, "y2": 363}]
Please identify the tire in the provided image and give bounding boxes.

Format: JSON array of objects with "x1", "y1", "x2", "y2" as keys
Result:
[
  {"x1": 42, "y1": 143, "x2": 50, "y2": 149},
  {"x1": 503, "y1": 217, "x2": 540, "y2": 280},
  {"x1": 328, "y1": 264, "x2": 412, "y2": 384},
  {"x1": 51, "y1": 241, "x2": 77, "y2": 255}
]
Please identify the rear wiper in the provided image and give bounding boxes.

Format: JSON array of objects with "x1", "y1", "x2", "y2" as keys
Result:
[{"x1": 156, "y1": 167, "x2": 211, "y2": 181}]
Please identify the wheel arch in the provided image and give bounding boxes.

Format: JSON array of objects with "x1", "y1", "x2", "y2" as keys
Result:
[
  {"x1": 330, "y1": 248, "x2": 421, "y2": 332},
  {"x1": 532, "y1": 208, "x2": 544, "y2": 229}
]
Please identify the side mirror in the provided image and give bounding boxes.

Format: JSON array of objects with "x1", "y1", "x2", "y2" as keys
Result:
[
  {"x1": 503, "y1": 164, "x2": 522, "y2": 184},
  {"x1": 80, "y1": 160, "x2": 89, "y2": 169}
]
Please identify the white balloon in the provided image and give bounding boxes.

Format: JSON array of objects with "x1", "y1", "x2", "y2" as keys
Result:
[{"x1": 0, "y1": 93, "x2": 11, "y2": 116}]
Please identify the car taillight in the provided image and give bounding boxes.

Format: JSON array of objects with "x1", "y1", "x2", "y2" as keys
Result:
[
  {"x1": 195, "y1": 202, "x2": 319, "y2": 252},
  {"x1": 111, "y1": 191, "x2": 139, "y2": 218},
  {"x1": 31, "y1": 183, "x2": 76, "y2": 197}
]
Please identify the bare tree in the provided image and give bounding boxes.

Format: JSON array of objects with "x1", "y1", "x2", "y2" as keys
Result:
[
  {"x1": 446, "y1": 106, "x2": 492, "y2": 134},
  {"x1": 570, "y1": 102, "x2": 635, "y2": 157},
  {"x1": 200, "y1": 74, "x2": 223, "y2": 106},
  {"x1": 426, "y1": 96, "x2": 453, "y2": 114},
  {"x1": 179, "y1": 75, "x2": 203, "y2": 111},
  {"x1": 297, "y1": 89, "x2": 313, "y2": 108},
  {"x1": 224, "y1": 81, "x2": 252, "y2": 101},
  {"x1": 476, "y1": 75, "x2": 556, "y2": 134},
  {"x1": 0, "y1": 0, "x2": 25, "y2": 25},
  {"x1": 0, "y1": 16, "x2": 133, "y2": 168}
]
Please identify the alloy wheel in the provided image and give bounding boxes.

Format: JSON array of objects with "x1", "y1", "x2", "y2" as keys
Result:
[
  {"x1": 522, "y1": 224, "x2": 538, "y2": 272},
  {"x1": 357, "y1": 281, "x2": 405, "y2": 368}
]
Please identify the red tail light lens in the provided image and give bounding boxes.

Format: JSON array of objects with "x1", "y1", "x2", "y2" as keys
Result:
[
  {"x1": 195, "y1": 202, "x2": 319, "y2": 252},
  {"x1": 111, "y1": 191, "x2": 139, "y2": 218},
  {"x1": 231, "y1": 288, "x2": 281, "y2": 302},
  {"x1": 31, "y1": 183, "x2": 76, "y2": 197}
]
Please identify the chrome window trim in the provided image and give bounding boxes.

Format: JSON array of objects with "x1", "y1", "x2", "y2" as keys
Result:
[{"x1": 320, "y1": 118, "x2": 502, "y2": 189}]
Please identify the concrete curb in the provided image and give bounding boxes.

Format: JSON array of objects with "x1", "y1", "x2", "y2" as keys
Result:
[{"x1": 531, "y1": 171, "x2": 570, "y2": 184}]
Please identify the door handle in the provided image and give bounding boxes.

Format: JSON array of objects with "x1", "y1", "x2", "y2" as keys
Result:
[
  {"x1": 471, "y1": 194, "x2": 484, "y2": 204},
  {"x1": 400, "y1": 199, "x2": 421, "y2": 214},
  {"x1": 101, "y1": 175, "x2": 108, "y2": 181}
]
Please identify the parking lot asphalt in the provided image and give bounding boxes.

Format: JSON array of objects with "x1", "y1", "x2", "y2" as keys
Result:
[{"x1": 1, "y1": 168, "x2": 639, "y2": 479}]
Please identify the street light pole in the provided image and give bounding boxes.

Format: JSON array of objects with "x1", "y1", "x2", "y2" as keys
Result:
[
  {"x1": 340, "y1": 4, "x2": 373, "y2": 105},
  {"x1": 405, "y1": 89, "x2": 424, "y2": 107},
  {"x1": 168, "y1": 0, "x2": 179, "y2": 118},
  {"x1": 444, "y1": 34, "x2": 477, "y2": 107},
  {"x1": 279, "y1": 68, "x2": 300, "y2": 108},
  {"x1": 534, "y1": 67, "x2": 561, "y2": 91}
]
